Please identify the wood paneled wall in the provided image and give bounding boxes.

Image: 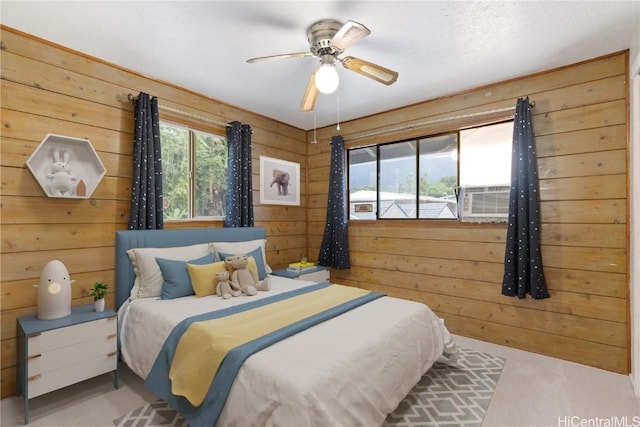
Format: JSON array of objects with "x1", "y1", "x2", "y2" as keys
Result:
[
  {"x1": 0, "y1": 24, "x2": 630, "y2": 399},
  {"x1": 307, "y1": 52, "x2": 630, "y2": 374},
  {"x1": 0, "y1": 26, "x2": 307, "y2": 398}
]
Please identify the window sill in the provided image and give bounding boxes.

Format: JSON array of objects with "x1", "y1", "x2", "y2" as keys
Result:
[
  {"x1": 165, "y1": 219, "x2": 225, "y2": 228},
  {"x1": 348, "y1": 219, "x2": 507, "y2": 228}
]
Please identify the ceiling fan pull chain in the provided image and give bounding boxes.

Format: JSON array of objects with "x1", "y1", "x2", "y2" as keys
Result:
[
  {"x1": 312, "y1": 109, "x2": 318, "y2": 144},
  {"x1": 336, "y1": 87, "x2": 341, "y2": 131}
]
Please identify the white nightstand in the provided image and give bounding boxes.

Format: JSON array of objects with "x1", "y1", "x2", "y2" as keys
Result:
[
  {"x1": 271, "y1": 265, "x2": 330, "y2": 282},
  {"x1": 16, "y1": 304, "x2": 118, "y2": 424}
]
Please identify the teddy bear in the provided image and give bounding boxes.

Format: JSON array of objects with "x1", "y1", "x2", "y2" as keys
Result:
[
  {"x1": 215, "y1": 270, "x2": 241, "y2": 299},
  {"x1": 46, "y1": 149, "x2": 77, "y2": 196},
  {"x1": 225, "y1": 254, "x2": 270, "y2": 296}
]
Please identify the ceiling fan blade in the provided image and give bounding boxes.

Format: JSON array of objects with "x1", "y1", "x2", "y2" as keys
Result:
[
  {"x1": 300, "y1": 70, "x2": 319, "y2": 112},
  {"x1": 246, "y1": 52, "x2": 312, "y2": 63},
  {"x1": 341, "y1": 56, "x2": 398, "y2": 85},
  {"x1": 330, "y1": 20, "x2": 370, "y2": 50}
]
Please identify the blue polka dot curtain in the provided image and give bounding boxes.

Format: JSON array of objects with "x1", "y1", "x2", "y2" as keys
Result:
[
  {"x1": 318, "y1": 135, "x2": 350, "y2": 269},
  {"x1": 502, "y1": 97, "x2": 549, "y2": 299},
  {"x1": 128, "y1": 92, "x2": 164, "y2": 230},
  {"x1": 224, "y1": 121, "x2": 254, "y2": 227}
]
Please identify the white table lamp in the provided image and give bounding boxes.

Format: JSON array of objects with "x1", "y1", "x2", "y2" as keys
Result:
[{"x1": 33, "y1": 260, "x2": 74, "y2": 320}]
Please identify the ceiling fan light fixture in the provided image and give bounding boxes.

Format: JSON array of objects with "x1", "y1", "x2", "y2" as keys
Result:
[
  {"x1": 315, "y1": 63, "x2": 339, "y2": 94},
  {"x1": 247, "y1": 18, "x2": 397, "y2": 113}
]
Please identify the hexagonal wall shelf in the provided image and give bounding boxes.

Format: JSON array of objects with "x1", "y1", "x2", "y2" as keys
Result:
[{"x1": 26, "y1": 134, "x2": 106, "y2": 199}]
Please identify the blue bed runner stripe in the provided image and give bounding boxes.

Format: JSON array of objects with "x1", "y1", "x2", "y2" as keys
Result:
[{"x1": 144, "y1": 282, "x2": 384, "y2": 427}]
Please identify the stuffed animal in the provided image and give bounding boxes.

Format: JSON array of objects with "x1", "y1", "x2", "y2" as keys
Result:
[
  {"x1": 46, "y1": 149, "x2": 77, "y2": 196},
  {"x1": 215, "y1": 270, "x2": 240, "y2": 299},
  {"x1": 225, "y1": 254, "x2": 270, "y2": 296}
]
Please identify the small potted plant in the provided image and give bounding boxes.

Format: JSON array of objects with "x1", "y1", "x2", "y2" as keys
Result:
[{"x1": 90, "y1": 282, "x2": 108, "y2": 312}]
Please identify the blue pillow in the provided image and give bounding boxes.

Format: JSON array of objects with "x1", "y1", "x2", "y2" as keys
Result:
[
  {"x1": 157, "y1": 254, "x2": 215, "y2": 300},
  {"x1": 218, "y1": 247, "x2": 267, "y2": 280}
]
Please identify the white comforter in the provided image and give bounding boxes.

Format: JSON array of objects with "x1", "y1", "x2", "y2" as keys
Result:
[{"x1": 118, "y1": 276, "x2": 457, "y2": 427}]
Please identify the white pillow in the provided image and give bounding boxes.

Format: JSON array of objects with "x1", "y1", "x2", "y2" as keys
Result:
[
  {"x1": 211, "y1": 239, "x2": 272, "y2": 273},
  {"x1": 127, "y1": 243, "x2": 210, "y2": 299}
]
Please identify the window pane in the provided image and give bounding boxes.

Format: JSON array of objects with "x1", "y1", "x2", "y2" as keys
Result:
[
  {"x1": 459, "y1": 121, "x2": 513, "y2": 186},
  {"x1": 418, "y1": 134, "x2": 458, "y2": 219},
  {"x1": 349, "y1": 147, "x2": 377, "y2": 220},
  {"x1": 194, "y1": 131, "x2": 227, "y2": 218},
  {"x1": 160, "y1": 123, "x2": 189, "y2": 220},
  {"x1": 379, "y1": 141, "x2": 417, "y2": 218}
]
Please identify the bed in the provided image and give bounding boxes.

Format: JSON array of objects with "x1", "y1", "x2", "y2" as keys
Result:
[{"x1": 115, "y1": 226, "x2": 457, "y2": 427}]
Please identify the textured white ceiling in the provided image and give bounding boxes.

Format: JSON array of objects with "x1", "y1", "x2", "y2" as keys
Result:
[{"x1": 2, "y1": 1, "x2": 639, "y2": 130}]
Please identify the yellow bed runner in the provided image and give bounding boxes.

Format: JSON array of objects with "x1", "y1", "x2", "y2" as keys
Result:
[{"x1": 169, "y1": 284, "x2": 374, "y2": 406}]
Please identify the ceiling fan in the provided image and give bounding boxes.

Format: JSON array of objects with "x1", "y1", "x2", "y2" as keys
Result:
[{"x1": 246, "y1": 19, "x2": 399, "y2": 112}]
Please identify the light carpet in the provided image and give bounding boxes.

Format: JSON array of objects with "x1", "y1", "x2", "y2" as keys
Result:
[{"x1": 113, "y1": 348, "x2": 504, "y2": 427}]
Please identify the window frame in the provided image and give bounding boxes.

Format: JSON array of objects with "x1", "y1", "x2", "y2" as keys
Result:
[
  {"x1": 347, "y1": 119, "x2": 513, "y2": 222},
  {"x1": 159, "y1": 118, "x2": 228, "y2": 222}
]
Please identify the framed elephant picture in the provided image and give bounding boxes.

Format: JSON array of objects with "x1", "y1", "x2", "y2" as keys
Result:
[{"x1": 259, "y1": 156, "x2": 300, "y2": 206}]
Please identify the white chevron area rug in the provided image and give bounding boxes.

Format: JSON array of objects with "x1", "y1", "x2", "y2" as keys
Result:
[
  {"x1": 113, "y1": 399, "x2": 187, "y2": 427},
  {"x1": 114, "y1": 348, "x2": 504, "y2": 427},
  {"x1": 383, "y1": 348, "x2": 505, "y2": 427}
]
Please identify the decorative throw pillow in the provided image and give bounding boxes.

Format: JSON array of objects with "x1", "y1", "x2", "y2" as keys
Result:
[
  {"x1": 211, "y1": 239, "x2": 272, "y2": 273},
  {"x1": 217, "y1": 247, "x2": 267, "y2": 280},
  {"x1": 126, "y1": 243, "x2": 210, "y2": 299},
  {"x1": 187, "y1": 260, "x2": 228, "y2": 297},
  {"x1": 157, "y1": 254, "x2": 215, "y2": 300}
]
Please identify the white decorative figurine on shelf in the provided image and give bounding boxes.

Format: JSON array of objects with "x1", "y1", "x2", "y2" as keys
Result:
[
  {"x1": 47, "y1": 149, "x2": 77, "y2": 196},
  {"x1": 33, "y1": 260, "x2": 74, "y2": 320}
]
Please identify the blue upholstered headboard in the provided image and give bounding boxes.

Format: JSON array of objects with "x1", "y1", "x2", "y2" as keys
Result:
[{"x1": 114, "y1": 227, "x2": 266, "y2": 310}]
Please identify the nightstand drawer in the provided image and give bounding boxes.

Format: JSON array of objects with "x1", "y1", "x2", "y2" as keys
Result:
[
  {"x1": 28, "y1": 335, "x2": 117, "y2": 375},
  {"x1": 27, "y1": 317, "x2": 116, "y2": 354},
  {"x1": 298, "y1": 269, "x2": 330, "y2": 282},
  {"x1": 28, "y1": 353, "x2": 117, "y2": 398}
]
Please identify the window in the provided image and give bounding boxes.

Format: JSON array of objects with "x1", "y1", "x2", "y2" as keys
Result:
[
  {"x1": 349, "y1": 147, "x2": 378, "y2": 219},
  {"x1": 348, "y1": 121, "x2": 513, "y2": 220},
  {"x1": 160, "y1": 122, "x2": 227, "y2": 220},
  {"x1": 459, "y1": 121, "x2": 513, "y2": 186},
  {"x1": 349, "y1": 134, "x2": 458, "y2": 220}
]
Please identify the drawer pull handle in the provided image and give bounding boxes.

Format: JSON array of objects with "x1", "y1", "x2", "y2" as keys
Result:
[
  {"x1": 28, "y1": 332, "x2": 41, "y2": 338},
  {"x1": 28, "y1": 374, "x2": 41, "y2": 382},
  {"x1": 107, "y1": 351, "x2": 117, "y2": 358},
  {"x1": 107, "y1": 333, "x2": 117, "y2": 339},
  {"x1": 28, "y1": 354, "x2": 42, "y2": 360}
]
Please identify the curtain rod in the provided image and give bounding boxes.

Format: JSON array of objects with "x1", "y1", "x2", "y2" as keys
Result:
[
  {"x1": 345, "y1": 100, "x2": 535, "y2": 142},
  {"x1": 127, "y1": 93, "x2": 231, "y2": 128}
]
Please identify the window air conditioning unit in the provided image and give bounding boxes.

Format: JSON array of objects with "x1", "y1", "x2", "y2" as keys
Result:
[{"x1": 459, "y1": 185, "x2": 511, "y2": 219}]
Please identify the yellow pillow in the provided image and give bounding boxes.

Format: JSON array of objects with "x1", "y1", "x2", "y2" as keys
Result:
[{"x1": 187, "y1": 261, "x2": 227, "y2": 297}]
